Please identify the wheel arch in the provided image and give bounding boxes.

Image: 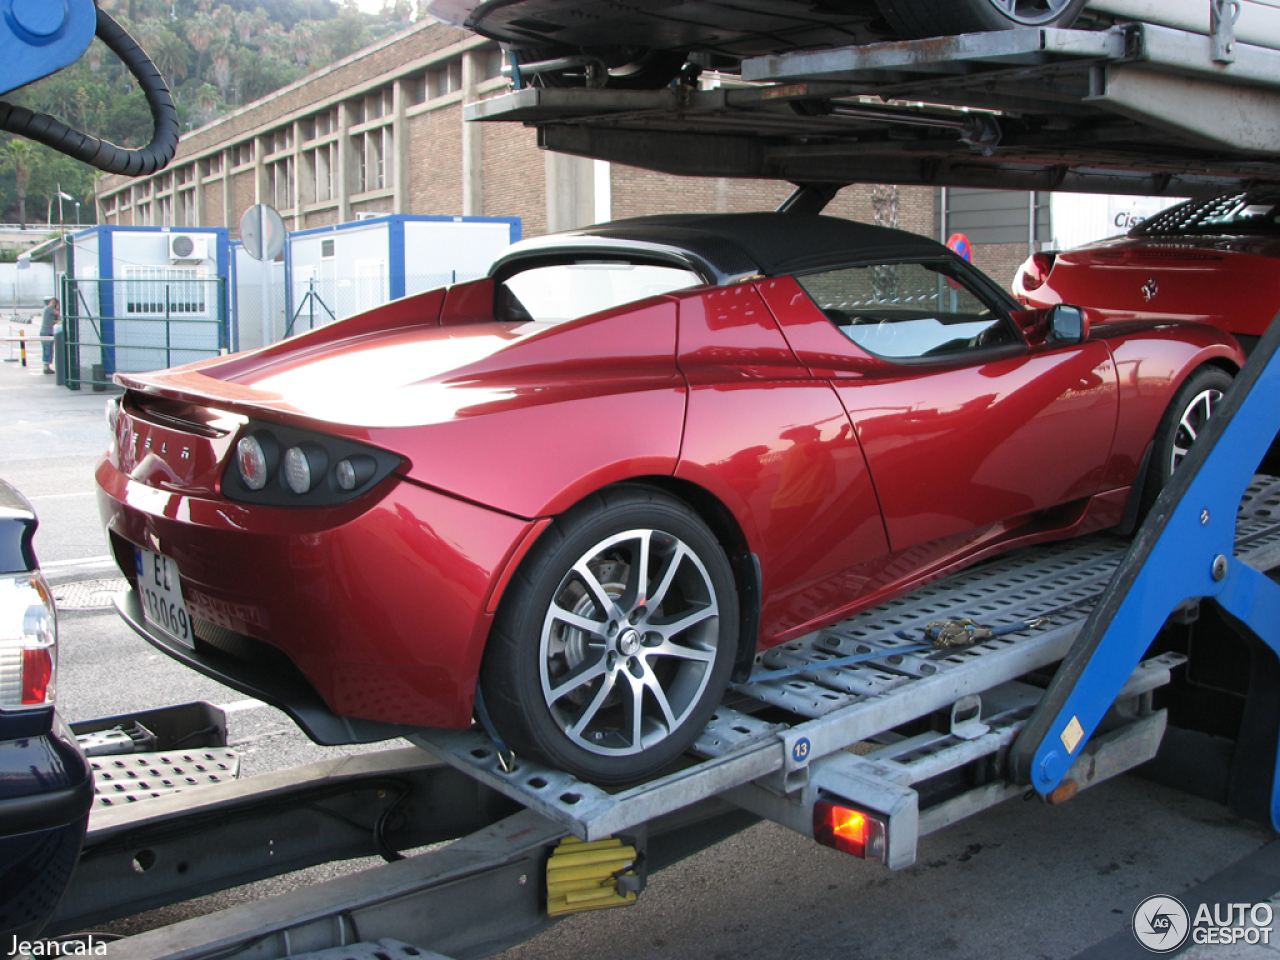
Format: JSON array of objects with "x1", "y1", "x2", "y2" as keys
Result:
[
  {"x1": 485, "y1": 474, "x2": 762, "y2": 683},
  {"x1": 1118, "y1": 357, "x2": 1240, "y2": 533}
]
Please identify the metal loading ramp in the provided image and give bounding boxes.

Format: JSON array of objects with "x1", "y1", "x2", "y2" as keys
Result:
[
  {"x1": 467, "y1": 23, "x2": 1280, "y2": 195},
  {"x1": 414, "y1": 475, "x2": 1280, "y2": 847}
]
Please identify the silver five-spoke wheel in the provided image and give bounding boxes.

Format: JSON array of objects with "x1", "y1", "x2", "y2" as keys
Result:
[
  {"x1": 482, "y1": 487, "x2": 739, "y2": 786},
  {"x1": 1141, "y1": 365, "x2": 1234, "y2": 516},
  {"x1": 540, "y1": 528, "x2": 721, "y2": 757},
  {"x1": 982, "y1": 0, "x2": 1081, "y2": 26},
  {"x1": 1169, "y1": 385, "x2": 1225, "y2": 474},
  {"x1": 875, "y1": 0, "x2": 1088, "y2": 39}
]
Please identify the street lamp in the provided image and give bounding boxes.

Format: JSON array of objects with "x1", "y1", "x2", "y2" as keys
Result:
[
  {"x1": 56, "y1": 188, "x2": 73, "y2": 227},
  {"x1": 74, "y1": 202, "x2": 80, "y2": 226}
]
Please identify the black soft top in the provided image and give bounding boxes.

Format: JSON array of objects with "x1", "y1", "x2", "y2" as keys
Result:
[{"x1": 496, "y1": 213, "x2": 953, "y2": 283}]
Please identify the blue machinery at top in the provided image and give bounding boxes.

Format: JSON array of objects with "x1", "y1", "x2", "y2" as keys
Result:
[
  {"x1": 0, "y1": 0, "x2": 178, "y2": 176},
  {"x1": 0, "y1": 0, "x2": 97, "y2": 98},
  {"x1": 1011, "y1": 310, "x2": 1280, "y2": 828}
]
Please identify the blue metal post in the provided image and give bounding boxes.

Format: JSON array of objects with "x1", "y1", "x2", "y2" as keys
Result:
[{"x1": 1010, "y1": 311, "x2": 1280, "y2": 828}]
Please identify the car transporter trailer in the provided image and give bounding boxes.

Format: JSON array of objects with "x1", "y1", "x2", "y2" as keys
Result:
[{"x1": 31, "y1": 10, "x2": 1280, "y2": 959}]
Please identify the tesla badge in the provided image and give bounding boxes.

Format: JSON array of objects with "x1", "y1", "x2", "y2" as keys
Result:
[{"x1": 1142, "y1": 279, "x2": 1158, "y2": 302}]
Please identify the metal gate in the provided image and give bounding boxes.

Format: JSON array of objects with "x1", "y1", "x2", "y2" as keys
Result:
[{"x1": 60, "y1": 274, "x2": 228, "y2": 391}]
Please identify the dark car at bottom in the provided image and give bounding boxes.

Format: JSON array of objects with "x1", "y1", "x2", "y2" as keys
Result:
[{"x1": 0, "y1": 481, "x2": 93, "y2": 950}]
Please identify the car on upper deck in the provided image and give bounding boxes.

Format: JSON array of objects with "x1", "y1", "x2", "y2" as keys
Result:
[
  {"x1": 96, "y1": 211, "x2": 1242, "y2": 787},
  {"x1": 424, "y1": 0, "x2": 1280, "y2": 88},
  {"x1": 0, "y1": 481, "x2": 93, "y2": 947},
  {"x1": 1014, "y1": 191, "x2": 1280, "y2": 356}
]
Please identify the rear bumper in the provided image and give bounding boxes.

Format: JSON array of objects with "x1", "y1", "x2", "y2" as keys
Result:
[
  {"x1": 114, "y1": 589, "x2": 414, "y2": 745},
  {"x1": 97, "y1": 458, "x2": 538, "y2": 736}
]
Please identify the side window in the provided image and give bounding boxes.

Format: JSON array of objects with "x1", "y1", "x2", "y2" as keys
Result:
[{"x1": 795, "y1": 261, "x2": 1016, "y2": 360}]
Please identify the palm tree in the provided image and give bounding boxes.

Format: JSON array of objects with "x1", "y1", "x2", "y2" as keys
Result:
[
  {"x1": 0, "y1": 139, "x2": 39, "y2": 229},
  {"x1": 213, "y1": 6, "x2": 235, "y2": 41},
  {"x1": 187, "y1": 12, "x2": 217, "y2": 83}
]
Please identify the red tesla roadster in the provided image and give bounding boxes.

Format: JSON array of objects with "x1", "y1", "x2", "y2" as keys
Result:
[{"x1": 97, "y1": 212, "x2": 1242, "y2": 785}]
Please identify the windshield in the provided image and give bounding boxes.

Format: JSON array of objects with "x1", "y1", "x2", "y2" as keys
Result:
[{"x1": 497, "y1": 261, "x2": 703, "y2": 324}]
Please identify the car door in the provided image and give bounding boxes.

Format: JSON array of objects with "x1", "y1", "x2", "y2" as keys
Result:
[{"x1": 757, "y1": 259, "x2": 1120, "y2": 555}]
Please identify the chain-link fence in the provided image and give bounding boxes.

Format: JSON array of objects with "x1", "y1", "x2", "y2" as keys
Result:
[{"x1": 61, "y1": 275, "x2": 229, "y2": 391}]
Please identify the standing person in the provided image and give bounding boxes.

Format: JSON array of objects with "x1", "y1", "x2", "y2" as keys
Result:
[{"x1": 39, "y1": 295, "x2": 58, "y2": 374}]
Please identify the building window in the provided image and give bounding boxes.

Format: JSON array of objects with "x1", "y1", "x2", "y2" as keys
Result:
[
  {"x1": 407, "y1": 72, "x2": 428, "y2": 105},
  {"x1": 178, "y1": 189, "x2": 195, "y2": 227},
  {"x1": 321, "y1": 238, "x2": 335, "y2": 258},
  {"x1": 123, "y1": 266, "x2": 207, "y2": 316},
  {"x1": 354, "y1": 130, "x2": 388, "y2": 193},
  {"x1": 426, "y1": 60, "x2": 462, "y2": 99},
  {"x1": 485, "y1": 48, "x2": 505, "y2": 80},
  {"x1": 308, "y1": 144, "x2": 334, "y2": 203},
  {"x1": 268, "y1": 156, "x2": 294, "y2": 210}
]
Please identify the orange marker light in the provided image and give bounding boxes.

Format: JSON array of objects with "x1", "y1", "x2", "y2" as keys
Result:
[{"x1": 814, "y1": 800, "x2": 888, "y2": 861}]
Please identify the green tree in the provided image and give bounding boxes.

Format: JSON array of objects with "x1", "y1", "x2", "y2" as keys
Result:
[{"x1": 0, "y1": 140, "x2": 37, "y2": 229}]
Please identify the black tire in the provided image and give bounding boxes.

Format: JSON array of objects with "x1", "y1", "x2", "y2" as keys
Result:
[
  {"x1": 874, "y1": 0, "x2": 1088, "y2": 39},
  {"x1": 480, "y1": 486, "x2": 739, "y2": 786},
  {"x1": 1141, "y1": 366, "x2": 1233, "y2": 515}
]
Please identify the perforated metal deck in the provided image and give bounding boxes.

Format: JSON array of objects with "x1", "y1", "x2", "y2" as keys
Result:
[{"x1": 411, "y1": 477, "x2": 1280, "y2": 840}]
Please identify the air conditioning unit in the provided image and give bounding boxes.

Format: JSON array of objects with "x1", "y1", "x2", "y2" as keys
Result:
[
  {"x1": 355, "y1": 212, "x2": 380, "y2": 221},
  {"x1": 169, "y1": 233, "x2": 208, "y2": 261}
]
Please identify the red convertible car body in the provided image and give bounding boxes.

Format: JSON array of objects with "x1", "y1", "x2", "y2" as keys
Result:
[
  {"x1": 1015, "y1": 191, "x2": 1280, "y2": 354},
  {"x1": 97, "y1": 212, "x2": 1242, "y2": 784}
]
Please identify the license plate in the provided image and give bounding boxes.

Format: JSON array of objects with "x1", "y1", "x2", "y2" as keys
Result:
[{"x1": 135, "y1": 547, "x2": 196, "y2": 648}]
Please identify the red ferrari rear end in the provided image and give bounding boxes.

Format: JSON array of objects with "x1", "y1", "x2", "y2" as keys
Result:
[{"x1": 1015, "y1": 192, "x2": 1280, "y2": 352}]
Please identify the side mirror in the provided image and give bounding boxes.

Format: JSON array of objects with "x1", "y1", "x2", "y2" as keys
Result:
[{"x1": 1049, "y1": 304, "x2": 1088, "y2": 343}]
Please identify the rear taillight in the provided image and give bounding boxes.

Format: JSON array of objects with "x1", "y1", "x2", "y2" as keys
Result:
[
  {"x1": 814, "y1": 800, "x2": 888, "y2": 862},
  {"x1": 0, "y1": 572, "x2": 58, "y2": 709},
  {"x1": 224, "y1": 420, "x2": 402, "y2": 508},
  {"x1": 1019, "y1": 252, "x2": 1057, "y2": 292}
]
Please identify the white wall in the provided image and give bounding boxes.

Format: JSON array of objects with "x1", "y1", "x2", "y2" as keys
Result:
[
  {"x1": 233, "y1": 247, "x2": 288, "y2": 351},
  {"x1": 1048, "y1": 194, "x2": 1183, "y2": 251},
  {"x1": 403, "y1": 219, "x2": 512, "y2": 294},
  {"x1": 0, "y1": 262, "x2": 55, "y2": 314},
  {"x1": 289, "y1": 221, "x2": 389, "y2": 326}
]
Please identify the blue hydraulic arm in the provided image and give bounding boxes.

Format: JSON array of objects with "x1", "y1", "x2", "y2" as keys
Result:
[
  {"x1": 0, "y1": 0, "x2": 177, "y2": 175},
  {"x1": 1009, "y1": 311, "x2": 1280, "y2": 828},
  {"x1": 0, "y1": 0, "x2": 98, "y2": 97}
]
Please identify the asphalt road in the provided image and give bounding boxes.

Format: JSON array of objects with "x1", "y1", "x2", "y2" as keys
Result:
[{"x1": 5, "y1": 354, "x2": 1279, "y2": 960}]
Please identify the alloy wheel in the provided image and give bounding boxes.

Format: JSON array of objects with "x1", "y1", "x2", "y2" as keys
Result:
[{"x1": 538, "y1": 527, "x2": 721, "y2": 757}]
